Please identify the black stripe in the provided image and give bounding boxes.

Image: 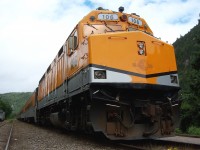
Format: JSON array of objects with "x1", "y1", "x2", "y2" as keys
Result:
[{"x1": 89, "y1": 64, "x2": 177, "y2": 78}]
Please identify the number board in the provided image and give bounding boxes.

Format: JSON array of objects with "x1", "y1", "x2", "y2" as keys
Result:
[
  {"x1": 97, "y1": 14, "x2": 118, "y2": 21},
  {"x1": 128, "y1": 17, "x2": 142, "y2": 26}
]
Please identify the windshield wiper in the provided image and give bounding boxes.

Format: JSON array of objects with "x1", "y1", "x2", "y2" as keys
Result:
[
  {"x1": 87, "y1": 22, "x2": 98, "y2": 30},
  {"x1": 104, "y1": 21, "x2": 115, "y2": 32}
]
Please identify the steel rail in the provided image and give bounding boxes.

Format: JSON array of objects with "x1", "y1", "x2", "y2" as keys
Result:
[
  {"x1": 176, "y1": 133, "x2": 200, "y2": 138},
  {"x1": 5, "y1": 123, "x2": 13, "y2": 150},
  {"x1": 115, "y1": 137, "x2": 200, "y2": 150},
  {"x1": 154, "y1": 138, "x2": 200, "y2": 149}
]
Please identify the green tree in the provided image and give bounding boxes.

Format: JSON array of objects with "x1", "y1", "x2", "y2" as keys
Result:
[
  {"x1": 180, "y1": 52, "x2": 200, "y2": 132},
  {"x1": 0, "y1": 97, "x2": 12, "y2": 118}
]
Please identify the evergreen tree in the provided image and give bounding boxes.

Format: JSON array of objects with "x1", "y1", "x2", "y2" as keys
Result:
[
  {"x1": 180, "y1": 52, "x2": 200, "y2": 131},
  {"x1": 0, "y1": 97, "x2": 12, "y2": 118}
]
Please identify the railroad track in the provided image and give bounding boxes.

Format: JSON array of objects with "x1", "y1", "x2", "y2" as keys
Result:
[
  {"x1": 4, "y1": 120, "x2": 200, "y2": 150},
  {"x1": 0, "y1": 120, "x2": 13, "y2": 150},
  {"x1": 114, "y1": 138, "x2": 200, "y2": 150},
  {"x1": 176, "y1": 133, "x2": 200, "y2": 138}
]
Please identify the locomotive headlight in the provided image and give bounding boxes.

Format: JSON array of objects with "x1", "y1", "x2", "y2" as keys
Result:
[
  {"x1": 94, "y1": 70, "x2": 106, "y2": 79},
  {"x1": 138, "y1": 42, "x2": 144, "y2": 49},
  {"x1": 170, "y1": 75, "x2": 178, "y2": 84},
  {"x1": 138, "y1": 49, "x2": 145, "y2": 55},
  {"x1": 137, "y1": 41, "x2": 146, "y2": 55}
]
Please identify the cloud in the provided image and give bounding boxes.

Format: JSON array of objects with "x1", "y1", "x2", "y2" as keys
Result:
[
  {"x1": 0, "y1": 0, "x2": 199, "y2": 93},
  {"x1": 125, "y1": 0, "x2": 200, "y2": 42}
]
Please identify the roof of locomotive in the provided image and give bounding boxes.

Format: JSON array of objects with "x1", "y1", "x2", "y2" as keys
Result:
[{"x1": 78, "y1": 7, "x2": 153, "y2": 35}]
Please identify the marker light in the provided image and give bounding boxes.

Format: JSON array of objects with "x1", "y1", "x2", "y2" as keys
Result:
[{"x1": 120, "y1": 14, "x2": 127, "y2": 22}]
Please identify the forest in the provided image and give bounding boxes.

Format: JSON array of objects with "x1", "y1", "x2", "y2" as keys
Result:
[
  {"x1": 0, "y1": 92, "x2": 32, "y2": 118},
  {"x1": 174, "y1": 22, "x2": 200, "y2": 135}
]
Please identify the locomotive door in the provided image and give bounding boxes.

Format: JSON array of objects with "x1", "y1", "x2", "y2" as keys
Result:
[{"x1": 64, "y1": 45, "x2": 68, "y2": 95}]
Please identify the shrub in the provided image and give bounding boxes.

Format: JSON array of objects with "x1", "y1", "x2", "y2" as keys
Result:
[{"x1": 187, "y1": 126, "x2": 200, "y2": 136}]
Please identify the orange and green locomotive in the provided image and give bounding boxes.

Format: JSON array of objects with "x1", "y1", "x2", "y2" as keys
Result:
[{"x1": 19, "y1": 7, "x2": 180, "y2": 140}]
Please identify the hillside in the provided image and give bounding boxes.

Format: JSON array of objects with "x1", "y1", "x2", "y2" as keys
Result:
[
  {"x1": 173, "y1": 21, "x2": 200, "y2": 134},
  {"x1": 0, "y1": 92, "x2": 32, "y2": 116},
  {"x1": 173, "y1": 22, "x2": 200, "y2": 90}
]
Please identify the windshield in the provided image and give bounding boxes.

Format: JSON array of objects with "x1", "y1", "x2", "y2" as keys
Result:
[{"x1": 83, "y1": 24, "x2": 123, "y2": 37}]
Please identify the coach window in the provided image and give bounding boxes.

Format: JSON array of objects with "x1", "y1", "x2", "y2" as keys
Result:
[{"x1": 68, "y1": 29, "x2": 78, "y2": 56}]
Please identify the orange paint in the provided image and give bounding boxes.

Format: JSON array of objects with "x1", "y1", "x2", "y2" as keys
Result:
[{"x1": 36, "y1": 9, "x2": 178, "y2": 101}]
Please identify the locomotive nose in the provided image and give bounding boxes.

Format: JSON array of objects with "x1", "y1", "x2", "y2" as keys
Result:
[{"x1": 88, "y1": 31, "x2": 179, "y2": 87}]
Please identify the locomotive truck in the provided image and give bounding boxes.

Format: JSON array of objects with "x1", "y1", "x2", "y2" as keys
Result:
[{"x1": 19, "y1": 7, "x2": 180, "y2": 140}]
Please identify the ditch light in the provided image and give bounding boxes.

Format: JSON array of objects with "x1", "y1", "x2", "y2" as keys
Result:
[{"x1": 94, "y1": 70, "x2": 107, "y2": 79}]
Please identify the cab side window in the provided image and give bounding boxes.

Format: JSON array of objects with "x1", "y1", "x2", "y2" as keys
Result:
[{"x1": 68, "y1": 29, "x2": 78, "y2": 55}]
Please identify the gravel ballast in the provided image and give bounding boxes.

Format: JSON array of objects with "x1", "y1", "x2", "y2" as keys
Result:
[{"x1": 10, "y1": 120, "x2": 123, "y2": 150}]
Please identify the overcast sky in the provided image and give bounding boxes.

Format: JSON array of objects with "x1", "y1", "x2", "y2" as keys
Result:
[{"x1": 0, "y1": 0, "x2": 199, "y2": 93}]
